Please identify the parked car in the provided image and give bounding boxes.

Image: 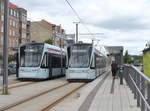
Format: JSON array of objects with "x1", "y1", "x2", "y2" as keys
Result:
[{"x1": 8, "y1": 64, "x2": 16, "y2": 75}]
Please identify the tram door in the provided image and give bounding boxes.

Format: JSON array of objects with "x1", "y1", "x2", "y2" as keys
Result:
[
  {"x1": 41, "y1": 53, "x2": 52, "y2": 78},
  {"x1": 16, "y1": 52, "x2": 19, "y2": 77},
  {"x1": 48, "y1": 54, "x2": 52, "y2": 78}
]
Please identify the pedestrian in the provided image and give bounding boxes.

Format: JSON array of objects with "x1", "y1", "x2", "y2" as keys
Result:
[{"x1": 111, "y1": 61, "x2": 118, "y2": 78}]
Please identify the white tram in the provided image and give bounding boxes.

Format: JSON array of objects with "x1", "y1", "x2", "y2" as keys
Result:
[
  {"x1": 66, "y1": 43, "x2": 111, "y2": 81},
  {"x1": 17, "y1": 42, "x2": 66, "y2": 79}
]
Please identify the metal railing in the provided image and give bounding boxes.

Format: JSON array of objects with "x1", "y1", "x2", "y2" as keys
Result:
[{"x1": 123, "y1": 65, "x2": 150, "y2": 111}]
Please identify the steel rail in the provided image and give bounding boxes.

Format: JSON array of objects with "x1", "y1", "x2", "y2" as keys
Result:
[
  {"x1": 0, "y1": 82, "x2": 40, "y2": 93},
  {"x1": 0, "y1": 82, "x2": 69, "y2": 111},
  {"x1": 41, "y1": 83, "x2": 87, "y2": 111}
]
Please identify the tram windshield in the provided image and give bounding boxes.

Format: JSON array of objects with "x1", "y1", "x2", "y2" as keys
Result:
[
  {"x1": 69, "y1": 44, "x2": 92, "y2": 68},
  {"x1": 20, "y1": 44, "x2": 44, "y2": 67}
]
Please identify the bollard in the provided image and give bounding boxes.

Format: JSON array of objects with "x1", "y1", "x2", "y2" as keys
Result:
[{"x1": 120, "y1": 66, "x2": 124, "y2": 85}]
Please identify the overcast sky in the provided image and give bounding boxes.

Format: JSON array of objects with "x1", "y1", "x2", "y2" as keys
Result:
[{"x1": 11, "y1": 0, "x2": 150, "y2": 55}]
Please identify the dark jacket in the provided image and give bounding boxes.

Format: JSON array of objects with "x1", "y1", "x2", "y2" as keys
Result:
[{"x1": 111, "y1": 62, "x2": 118, "y2": 73}]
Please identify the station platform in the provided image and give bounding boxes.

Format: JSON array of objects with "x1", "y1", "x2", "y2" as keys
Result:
[{"x1": 50, "y1": 71, "x2": 141, "y2": 111}]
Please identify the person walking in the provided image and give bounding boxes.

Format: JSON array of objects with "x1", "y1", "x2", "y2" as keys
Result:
[{"x1": 111, "y1": 61, "x2": 118, "y2": 78}]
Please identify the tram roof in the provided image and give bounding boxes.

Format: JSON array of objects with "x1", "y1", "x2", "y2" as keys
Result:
[
  {"x1": 20, "y1": 42, "x2": 65, "y2": 51},
  {"x1": 20, "y1": 42, "x2": 44, "y2": 46},
  {"x1": 71, "y1": 43, "x2": 92, "y2": 46}
]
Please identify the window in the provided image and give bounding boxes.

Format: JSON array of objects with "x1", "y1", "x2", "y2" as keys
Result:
[
  {"x1": 1, "y1": 2, "x2": 4, "y2": 12},
  {"x1": 9, "y1": 19, "x2": 11, "y2": 26},
  {"x1": 11, "y1": 20, "x2": 13, "y2": 26},
  {"x1": 0, "y1": 36, "x2": 3, "y2": 45},
  {"x1": 9, "y1": 30, "x2": 13, "y2": 36},
  {"x1": 11, "y1": 39, "x2": 14, "y2": 47},
  {"x1": 14, "y1": 10, "x2": 16, "y2": 17},
  {"x1": 15, "y1": 22, "x2": 18, "y2": 28},
  {"x1": 1, "y1": 15, "x2": 4, "y2": 21},
  {"x1": 1, "y1": 26, "x2": 3, "y2": 33},
  {"x1": 41, "y1": 53, "x2": 48, "y2": 68},
  {"x1": 16, "y1": 40, "x2": 18, "y2": 47},
  {"x1": 63, "y1": 57, "x2": 66, "y2": 67},
  {"x1": 20, "y1": 45, "x2": 44, "y2": 67},
  {"x1": 8, "y1": 38, "x2": 10, "y2": 47},
  {"x1": 69, "y1": 44, "x2": 92, "y2": 68},
  {"x1": 13, "y1": 21, "x2": 15, "y2": 27},
  {"x1": 22, "y1": 32, "x2": 26, "y2": 38},
  {"x1": 13, "y1": 31, "x2": 15, "y2": 36},
  {"x1": 52, "y1": 56, "x2": 61, "y2": 68},
  {"x1": 16, "y1": 12, "x2": 19, "y2": 18},
  {"x1": 22, "y1": 23, "x2": 26, "y2": 29},
  {"x1": 22, "y1": 14, "x2": 27, "y2": 22},
  {"x1": 10, "y1": 9, "x2": 13, "y2": 15},
  {"x1": 90, "y1": 56, "x2": 95, "y2": 69},
  {"x1": 9, "y1": 30, "x2": 11, "y2": 36}
]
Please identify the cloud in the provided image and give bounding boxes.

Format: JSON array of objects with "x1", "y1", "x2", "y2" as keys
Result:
[
  {"x1": 10, "y1": 0, "x2": 150, "y2": 55},
  {"x1": 88, "y1": 16, "x2": 150, "y2": 30}
]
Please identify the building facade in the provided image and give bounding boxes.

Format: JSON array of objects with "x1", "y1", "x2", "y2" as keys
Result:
[
  {"x1": 31, "y1": 19, "x2": 65, "y2": 48},
  {"x1": 0, "y1": 1, "x2": 29, "y2": 55}
]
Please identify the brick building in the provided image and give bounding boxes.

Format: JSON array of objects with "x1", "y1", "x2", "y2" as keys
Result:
[
  {"x1": 31, "y1": 19, "x2": 65, "y2": 48},
  {"x1": 0, "y1": 1, "x2": 29, "y2": 55}
]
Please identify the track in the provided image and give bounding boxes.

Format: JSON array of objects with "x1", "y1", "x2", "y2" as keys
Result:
[
  {"x1": 0, "y1": 83, "x2": 87, "y2": 111},
  {"x1": 41, "y1": 83, "x2": 87, "y2": 111},
  {"x1": 0, "y1": 78, "x2": 65, "y2": 93},
  {"x1": 0, "y1": 81, "x2": 40, "y2": 93},
  {"x1": 0, "y1": 82, "x2": 70, "y2": 111}
]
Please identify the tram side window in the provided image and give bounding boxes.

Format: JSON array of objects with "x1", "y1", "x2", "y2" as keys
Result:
[
  {"x1": 96, "y1": 56, "x2": 101, "y2": 68},
  {"x1": 90, "y1": 56, "x2": 95, "y2": 69},
  {"x1": 63, "y1": 57, "x2": 66, "y2": 67},
  {"x1": 52, "y1": 56, "x2": 61, "y2": 68},
  {"x1": 41, "y1": 53, "x2": 48, "y2": 68}
]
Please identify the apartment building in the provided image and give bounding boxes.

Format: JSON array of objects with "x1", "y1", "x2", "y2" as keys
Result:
[
  {"x1": 31, "y1": 19, "x2": 65, "y2": 48},
  {"x1": 0, "y1": 1, "x2": 29, "y2": 55}
]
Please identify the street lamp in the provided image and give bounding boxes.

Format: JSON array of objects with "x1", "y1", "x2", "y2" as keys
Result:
[
  {"x1": 73, "y1": 22, "x2": 80, "y2": 43},
  {"x1": 2, "y1": 0, "x2": 9, "y2": 94}
]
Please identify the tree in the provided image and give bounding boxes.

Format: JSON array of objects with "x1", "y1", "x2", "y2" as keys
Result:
[
  {"x1": 124, "y1": 50, "x2": 132, "y2": 64},
  {"x1": 44, "y1": 38, "x2": 53, "y2": 45}
]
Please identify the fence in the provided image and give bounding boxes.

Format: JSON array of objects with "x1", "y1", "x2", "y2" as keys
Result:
[{"x1": 124, "y1": 65, "x2": 150, "y2": 111}]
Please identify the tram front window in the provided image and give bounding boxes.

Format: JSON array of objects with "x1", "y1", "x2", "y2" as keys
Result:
[
  {"x1": 69, "y1": 45, "x2": 92, "y2": 68},
  {"x1": 20, "y1": 44, "x2": 43, "y2": 67}
]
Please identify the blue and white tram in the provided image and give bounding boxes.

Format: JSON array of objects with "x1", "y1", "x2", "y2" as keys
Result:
[
  {"x1": 66, "y1": 43, "x2": 111, "y2": 81},
  {"x1": 17, "y1": 42, "x2": 66, "y2": 79}
]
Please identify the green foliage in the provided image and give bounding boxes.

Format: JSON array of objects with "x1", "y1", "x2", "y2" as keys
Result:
[
  {"x1": 132, "y1": 55, "x2": 143, "y2": 65},
  {"x1": 123, "y1": 50, "x2": 132, "y2": 64},
  {"x1": 44, "y1": 38, "x2": 53, "y2": 45}
]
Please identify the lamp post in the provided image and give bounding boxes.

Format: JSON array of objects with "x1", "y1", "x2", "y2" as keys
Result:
[
  {"x1": 2, "y1": 0, "x2": 9, "y2": 94},
  {"x1": 73, "y1": 22, "x2": 80, "y2": 43}
]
